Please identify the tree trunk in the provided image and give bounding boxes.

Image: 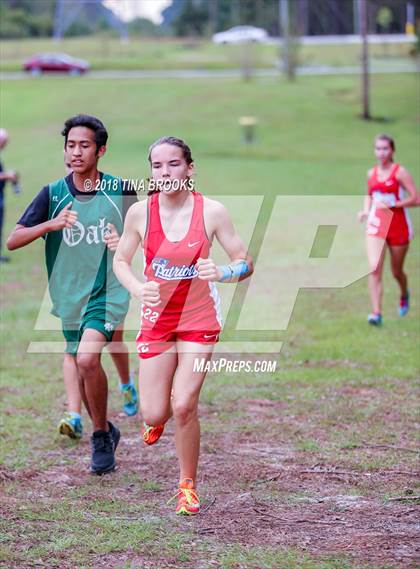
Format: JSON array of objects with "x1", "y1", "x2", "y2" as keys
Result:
[{"x1": 359, "y1": 0, "x2": 370, "y2": 120}]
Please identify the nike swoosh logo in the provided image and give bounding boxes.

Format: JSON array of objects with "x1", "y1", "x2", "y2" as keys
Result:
[
  {"x1": 188, "y1": 241, "x2": 200, "y2": 247},
  {"x1": 204, "y1": 334, "x2": 217, "y2": 339}
]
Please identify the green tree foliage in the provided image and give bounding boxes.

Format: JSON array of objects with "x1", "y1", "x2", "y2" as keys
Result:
[
  {"x1": 128, "y1": 18, "x2": 163, "y2": 38},
  {"x1": 173, "y1": 0, "x2": 208, "y2": 36},
  {"x1": 168, "y1": 0, "x2": 279, "y2": 37},
  {"x1": 0, "y1": 0, "x2": 55, "y2": 38},
  {"x1": 0, "y1": 0, "x2": 125, "y2": 39}
]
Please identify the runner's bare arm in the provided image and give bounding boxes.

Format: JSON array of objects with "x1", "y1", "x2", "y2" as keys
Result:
[
  {"x1": 358, "y1": 171, "x2": 372, "y2": 222},
  {"x1": 113, "y1": 201, "x2": 161, "y2": 307},
  {"x1": 7, "y1": 203, "x2": 78, "y2": 250},
  {"x1": 197, "y1": 200, "x2": 253, "y2": 283},
  {"x1": 396, "y1": 167, "x2": 418, "y2": 208}
]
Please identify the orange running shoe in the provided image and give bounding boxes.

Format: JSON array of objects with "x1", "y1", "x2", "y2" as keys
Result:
[
  {"x1": 141, "y1": 422, "x2": 164, "y2": 445},
  {"x1": 169, "y1": 478, "x2": 200, "y2": 515}
]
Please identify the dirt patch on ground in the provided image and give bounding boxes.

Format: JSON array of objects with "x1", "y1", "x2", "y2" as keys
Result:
[{"x1": 1, "y1": 394, "x2": 419, "y2": 568}]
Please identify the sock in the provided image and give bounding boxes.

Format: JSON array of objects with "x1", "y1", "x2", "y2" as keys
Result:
[{"x1": 69, "y1": 412, "x2": 81, "y2": 421}]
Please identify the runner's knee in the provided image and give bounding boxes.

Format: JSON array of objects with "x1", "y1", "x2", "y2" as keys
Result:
[
  {"x1": 76, "y1": 353, "x2": 100, "y2": 376},
  {"x1": 142, "y1": 409, "x2": 169, "y2": 427},
  {"x1": 391, "y1": 267, "x2": 404, "y2": 280},
  {"x1": 172, "y1": 397, "x2": 197, "y2": 425}
]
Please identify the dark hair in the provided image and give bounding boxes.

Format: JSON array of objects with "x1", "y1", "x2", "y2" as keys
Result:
[
  {"x1": 376, "y1": 134, "x2": 395, "y2": 152},
  {"x1": 148, "y1": 136, "x2": 193, "y2": 165},
  {"x1": 147, "y1": 136, "x2": 194, "y2": 196},
  {"x1": 61, "y1": 114, "x2": 108, "y2": 152}
]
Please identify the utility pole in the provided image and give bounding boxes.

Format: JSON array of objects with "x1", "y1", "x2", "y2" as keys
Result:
[
  {"x1": 353, "y1": 0, "x2": 360, "y2": 34},
  {"x1": 209, "y1": 0, "x2": 218, "y2": 36},
  {"x1": 53, "y1": 0, "x2": 64, "y2": 40},
  {"x1": 359, "y1": 0, "x2": 370, "y2": 119},
  {"x1": 280, "y1": 0, "x2": 294, "y2": 80}
]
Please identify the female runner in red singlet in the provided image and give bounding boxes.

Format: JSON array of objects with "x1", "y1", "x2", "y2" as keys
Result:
[
  {"x1": 358, "y1": 135, "x2": 418, "y2": 325},
  {"x1": 114, "y1": 137, "x2": 253, "y2": 515}
]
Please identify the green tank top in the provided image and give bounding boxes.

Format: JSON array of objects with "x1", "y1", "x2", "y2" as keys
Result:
[{"x1": 45, "y1": 173, "x2": 129, "y2": 326}]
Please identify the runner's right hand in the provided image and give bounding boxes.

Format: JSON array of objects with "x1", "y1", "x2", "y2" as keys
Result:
[
  {"x1": 131, "y1": 280, "x2": 161, "y2": 307},
  {"x1": 50, "y1": 202, "x2": 78, "y2": 231}
]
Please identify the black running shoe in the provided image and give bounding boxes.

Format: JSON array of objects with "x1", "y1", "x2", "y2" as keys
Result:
[
  {"x1": 90, "y1": 421, "x2": 120, "y2": 475},
  {"x1": 108, "y1": 421, "x2": 120, "y2": 452}
]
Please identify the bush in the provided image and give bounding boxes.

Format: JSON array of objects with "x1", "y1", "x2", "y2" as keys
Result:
[
  {"x1": 0, "y1": 8, "x2": 29, "y2": 38},
  {"x1": 0, "y1": 8, "x2": 53, "y2": 38}
]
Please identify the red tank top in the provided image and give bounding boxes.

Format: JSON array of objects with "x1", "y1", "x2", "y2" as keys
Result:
[
  {"x1": 143, "y1": 191, "x2": 218, "y2": 319},
  {"x1": 368, "y1": 163, "x2": 401, "y2": 206}
]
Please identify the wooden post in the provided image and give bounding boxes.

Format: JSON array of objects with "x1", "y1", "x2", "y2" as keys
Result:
[{"x1": 359, "y1": 0, "x2": 370, "y2": 120}]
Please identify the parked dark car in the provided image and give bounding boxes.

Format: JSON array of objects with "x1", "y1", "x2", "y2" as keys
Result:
[{"x1": 23, "y1": 53, "x2": 90, "y2": 75}]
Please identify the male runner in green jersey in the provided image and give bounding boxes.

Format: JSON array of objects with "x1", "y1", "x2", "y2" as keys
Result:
[
  {"x1": 7, "y1": 115, "x2": 136, "y2": 474},
  {"x1": 58, "y1": 153, "x2": 138, "y2": 441}
]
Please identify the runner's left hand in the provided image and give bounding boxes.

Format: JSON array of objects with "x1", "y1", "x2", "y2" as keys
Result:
[
  {"x1": 196, "y1": 257, "x2": 221, "y2": 281},
  {"x1": 104, "y1": 223, "x2": 120, "y2": 251}
]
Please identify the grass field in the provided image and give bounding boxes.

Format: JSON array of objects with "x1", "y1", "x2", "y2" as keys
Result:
[
  {"x1": 0, "y1": 71, "x2": 419, "y2": 568},
  {"x1": 0, "y1": 36, "x2": 417, "y2": 71}
]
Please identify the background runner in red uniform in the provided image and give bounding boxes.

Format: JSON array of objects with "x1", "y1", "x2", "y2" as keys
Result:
[{"x1": 358, "y1": 134, "x2": 418, "y2": 325}]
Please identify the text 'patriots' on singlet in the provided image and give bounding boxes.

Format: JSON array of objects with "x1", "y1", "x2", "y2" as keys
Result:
[{"x1": 141, "y1": 191, "x2": 222, "y2": 332}]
